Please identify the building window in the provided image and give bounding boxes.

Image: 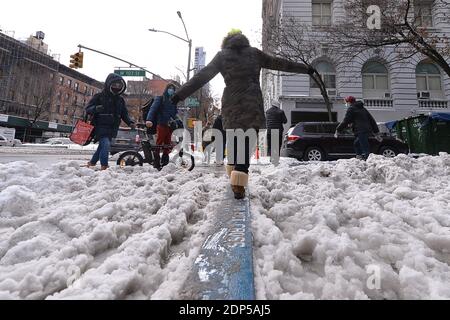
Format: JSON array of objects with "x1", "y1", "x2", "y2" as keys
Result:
[
  {"x1": 362, "y1": 61, "x2": 390, "y2": 98},
  {"x1": 65, "y1": 93, "x2": 70, "y2": 101},
  {"x1": 84, "y1": 86, "x2": 88, "y2": 94},
  {"x1": 74, "y1": 82, "x2": 79, "y2": 91},
  {"x1": 59, "y1": 76, "x2": 64, "y2": 85},
  {"x1": 50, "y1": 73, "x2": 54, "y2": 80},
  {"x1": 310, "y1": 61, "x2": 336, "y2": 89},
  {"x1": 416, "y1": 61, "x2": 443, "y2": 98},
  {"x1": 56, "y1": 105, "x2": 61, "y2": 113},
  {"x1": 415, "y1": 2, "x2": 433, "y2": 28},
  {"x1": 312, "y1": 1, "x2": 332, "y2": 27},
  {"x1": 67, "y1": 79, "x2": 72, "y2": 87}
]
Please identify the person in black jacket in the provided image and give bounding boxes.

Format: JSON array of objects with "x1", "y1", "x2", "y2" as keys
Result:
[
  {"x1": 335, "y1": 96, "x2": 380, "y2": 160},
  {"x1": 265, "y1": 99, "x2": 287, "y2": 158},
  {"x1": 85, "y1": 73, "x2": 135, "y2": 170}
]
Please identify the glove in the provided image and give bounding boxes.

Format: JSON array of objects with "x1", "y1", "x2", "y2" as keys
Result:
[
  {"x1": 334, "y1": 131, "x2": 339, "y2": 139},
  {"x1": 146, "y1": 121, "x2": 153, "y2": 128},
  {"x1": 130, "y1": 123, "x2": 136, "y2": 130},
  {"x1": 307, "y1": 67, "x2": 315, "y2": 76},
  {"x1": 171, "y1": 95, "x2": 180, "y2": 105},
  {"x1": 95, "y1": 105, "x2": 104, "y2": 113},
  {"x1": 375, "y1": 133, "x2": 383, "y2": 142}
]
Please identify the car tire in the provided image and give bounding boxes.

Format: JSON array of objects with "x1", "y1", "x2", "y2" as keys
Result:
[
  {"x1": 303, "y1": 147, "x2": 325, "y2": 161},
  {"x1": 379, "y1": 146, "x2": 398, "y2": 158}
]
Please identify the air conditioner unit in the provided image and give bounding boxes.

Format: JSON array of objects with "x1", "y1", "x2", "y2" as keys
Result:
[
  {"x1": 384, "y1": 92, "x2": 391, "y2": 98},
  {"x1": 327, "y1": 89, "x2": 337, "y2": 96},
  {"x1": 418, "y1": 91, "x2": 431, "y2": 99}
]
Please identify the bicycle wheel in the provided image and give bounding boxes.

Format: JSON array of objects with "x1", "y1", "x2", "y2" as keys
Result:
[
  {"x1": 172, "y1": 150, "x2": 195, "y2": 171},
  {"x1": 117, "y1": 151, "x2": 144, "y2": 167}
]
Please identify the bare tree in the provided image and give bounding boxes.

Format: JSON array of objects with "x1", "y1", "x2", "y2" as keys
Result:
[
  {"x1": 127, "y1": 79, "x2": 153, "y2": 123},
  {"x1": 264, "y1": 16, "x2": 335, "y2": 121},
  {"x1": 326, "y1": 0, "x2": 450, "y2": 76}
]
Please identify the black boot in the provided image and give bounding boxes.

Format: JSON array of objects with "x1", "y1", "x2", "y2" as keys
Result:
[{"x1": 161, "y1": 154, "x2": 170, "y2": 167}]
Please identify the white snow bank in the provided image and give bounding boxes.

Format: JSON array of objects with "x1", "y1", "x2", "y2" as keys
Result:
[
  {"x1": 0, "y1": 161, "x2": 228, "y2": 299},
  {"x1": 251, "y1": 154, "x2": 450, "y2": 300}
]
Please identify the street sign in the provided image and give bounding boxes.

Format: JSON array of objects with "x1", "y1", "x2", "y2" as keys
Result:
[
  {"x1": 185, "y1": 97, "x2": 200, "y2": 108},
  {"x1": 114, "y1": 69, "x2": 146, "y2": 77}
]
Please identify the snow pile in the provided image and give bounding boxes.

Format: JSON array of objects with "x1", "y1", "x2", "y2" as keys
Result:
[
  {"x1": 0, "y1": 161, "x2": 227, "y2": 299},
  {"x1": 251, "y1": 154, "x2": 450, "y2": 299}
]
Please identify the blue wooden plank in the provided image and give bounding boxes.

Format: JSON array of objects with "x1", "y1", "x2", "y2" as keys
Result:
[{"x1": 180, "y1": 189, "x2": 255, "y2": 300}]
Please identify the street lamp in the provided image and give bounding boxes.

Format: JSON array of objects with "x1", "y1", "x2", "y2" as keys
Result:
[{"x1": 148, "y1": 11, "x2": 192, "y2": 81}]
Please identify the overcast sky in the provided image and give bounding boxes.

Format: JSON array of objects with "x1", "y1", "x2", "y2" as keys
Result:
[{"x1": 0, "y1": 0, "x2": 263, "y2": 99}]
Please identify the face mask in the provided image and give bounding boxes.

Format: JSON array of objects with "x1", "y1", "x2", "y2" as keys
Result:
[
  {"x1": 167, "y1": 88, "x2": 175, "y2": 96},
  {"x1": 110, "y1": 82, "x2": 124, "y2": 95}
]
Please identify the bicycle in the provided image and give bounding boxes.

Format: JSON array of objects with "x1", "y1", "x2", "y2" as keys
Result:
[{"x1": 116, "y1": 132, "x2": 195, "y2": 171}]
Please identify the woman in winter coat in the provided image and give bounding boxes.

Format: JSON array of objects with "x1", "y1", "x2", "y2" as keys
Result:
[
  {"x1": 172, "y1": 30, "x2": 314, "y2": 199},
  {"x1": 146, "y1": 83, "x2": 179, "y2": 169},
  {"x1": 86, "y1": 73, "x2": 135, "y2": 170}
]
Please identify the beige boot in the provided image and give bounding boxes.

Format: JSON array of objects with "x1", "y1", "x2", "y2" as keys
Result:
[
  {"x1": 226, "y1": 165, "x2": 235, "y2": 177},
  {"x1": 230, "y1": 171, "x2": 248, "y2": 200}
]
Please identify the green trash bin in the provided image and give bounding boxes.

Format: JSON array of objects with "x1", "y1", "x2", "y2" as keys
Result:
[{"x1": 395, "y1": 113, "x2": 450, "y2": 155}]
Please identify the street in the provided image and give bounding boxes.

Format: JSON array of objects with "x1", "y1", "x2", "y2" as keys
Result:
[{"x1": 0, "y1": 147, "x2": 98, "y2": 168}]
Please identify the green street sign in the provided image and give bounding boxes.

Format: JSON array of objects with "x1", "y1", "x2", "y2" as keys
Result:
[
  {"x1": 114, "y1": 69, "x2": 146, "y2": 77},
  {"x1": 185, "y1": 97, "x2": 200, "y2": 107}
]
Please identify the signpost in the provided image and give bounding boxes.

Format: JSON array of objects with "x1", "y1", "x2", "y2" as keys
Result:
[{"x1": 114, "y1": 69, "x2": 146, "y2": 77}]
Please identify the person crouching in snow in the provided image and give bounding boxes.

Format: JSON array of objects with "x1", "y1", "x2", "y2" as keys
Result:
[
  {"x1": 170, "y1": 29, "x2": 314, "y2": 199},
  {"x1": 145, "y1": 83, "x2": 179, "y2": 170},
  {"x1": 85, "y1": 73, "x2": 136, "y2": 170}
]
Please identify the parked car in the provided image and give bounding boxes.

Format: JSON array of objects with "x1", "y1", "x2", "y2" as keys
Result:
[
  {"x1": 110, "y1": 128, "x2": 146, "y2": 156},
  {"x1": 282, "y1": 122, "x2": 409, "y2": 161},
  {"x1": 0, "y1": 134, "x2": 13, "y2": 147}
]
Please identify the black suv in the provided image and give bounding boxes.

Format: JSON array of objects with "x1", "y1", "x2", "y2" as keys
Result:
[
  {"x1": 110, "y1": 128, "x2": 146, "y2": 156},
  {"x1": 282, "y1": 122, "x2": 409, "y2": 161}
]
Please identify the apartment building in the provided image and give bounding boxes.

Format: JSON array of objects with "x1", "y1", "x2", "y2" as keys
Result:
[{"x1": 262, "y1": 0, "x2": 450, "y2": 130}]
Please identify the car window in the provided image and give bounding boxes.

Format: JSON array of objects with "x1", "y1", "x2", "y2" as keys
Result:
[
  {"x1": 321, "y1": 124, "x2": 338, "y2": 134},
  {"x1": 303, "y1": 125, "x2": 320, "y2": 133}
]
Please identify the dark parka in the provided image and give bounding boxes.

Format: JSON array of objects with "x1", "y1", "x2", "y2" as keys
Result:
[
  {"x1": 174, "y1": 34, "x2": 310, "y2": 131},
  {"x1": 266, "y1": 106, "x2": 288, "y2": 130},
  {"x1": 336, "y1": 101, "x2": 380, "y2": 135},
  {"x1": 85, "y1": 73, "x2": 134, "y2": 140},
  {"x1": 146, "y1": 83, "x2": 178, "y2": 126}
]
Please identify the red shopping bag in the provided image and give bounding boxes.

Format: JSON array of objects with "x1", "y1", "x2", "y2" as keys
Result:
[{"x1": 70, "y1": 120, "x2": 94, "y2": 146}]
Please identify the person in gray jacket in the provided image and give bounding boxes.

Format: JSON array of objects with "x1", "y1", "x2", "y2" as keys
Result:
[{"x1": 172, "y1": 29, "x2": 314, "y2": 199}]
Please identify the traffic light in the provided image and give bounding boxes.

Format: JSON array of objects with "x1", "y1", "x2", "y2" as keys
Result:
[{"x1": 69, "y1": 52, "x2": 84, "y2": 69}]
